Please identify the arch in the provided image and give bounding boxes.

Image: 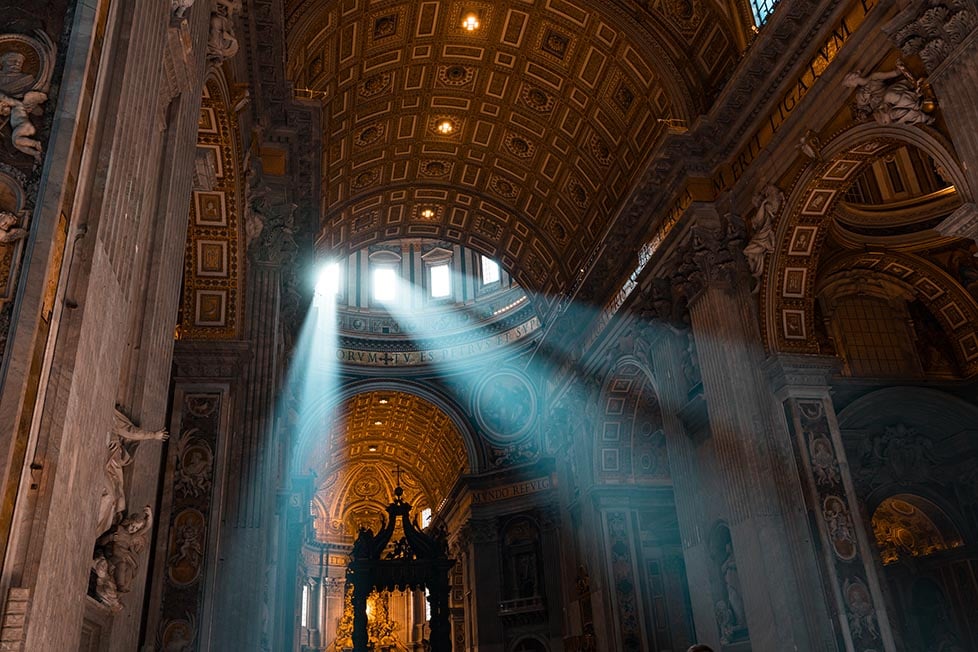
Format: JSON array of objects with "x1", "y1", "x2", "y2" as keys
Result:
[
  {"x1": 837, "y1": 386, "x2": 978, "y2": 530},
  {"x1": 510, "y1": 635, "x2": 549, "y2": 652},
  {"x1": 761, "y1": 122, "x2": 972, "y2": 366},
  {"x1": 870, "y1": 494, "x2": 964, "y2": 565},
  {"x1": 594, "y1": 356, "x2": 669, "y2": 483},
  {"x1": 292, "y1": 377, "x2": 483, "y2": 480},
  {"x1": 177, "y1": 68, "x2": 246, "y2": 339},
  {"x1": 816, "y1": 249, "x2": 978, "y2": 374}
]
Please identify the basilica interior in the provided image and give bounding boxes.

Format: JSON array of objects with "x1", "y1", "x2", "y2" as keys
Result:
[{"x1": 0, "y1": 0, "x2": 977, "y2": 650}]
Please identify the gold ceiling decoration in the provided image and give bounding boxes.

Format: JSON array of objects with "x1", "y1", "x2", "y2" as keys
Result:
[
  {"x1": 179, "y1": 79, "x2": 243, "y2": 340},
  {"x1": 284, "y1": 0, "x2": 738, "y2": 307},
  {"x1": 871, "y1": 495, "x2": 963, "y2": 565},
  {"x1": 308, "y1": 391, "x2": 470, "y2": 536}
]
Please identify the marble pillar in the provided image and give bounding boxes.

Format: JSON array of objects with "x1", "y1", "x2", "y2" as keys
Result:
[
  {"x1": 212, "y1": 259, "x2": 283, "y2": 650},
  {"x1": 464, "y1": 517, "x2": 504, "y2": 652},
  {"x1": 767, "y1": 354, "x2": 897, "y2": 652},
  {"x1": 677, "y1": 213, "x2": 836, "y2": 650},
  {"x1": 646, "y1": 327, "x2": 722, "y2": 648}
]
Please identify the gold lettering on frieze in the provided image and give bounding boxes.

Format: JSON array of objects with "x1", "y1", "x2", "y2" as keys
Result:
[
  {"x1": 334, "y1": 316, "x2": 541, "y2": 366},
  {"x1": 471, "y1": 476, "x2": 553, "y2": 504},
  {"x1": 712, "y1": 0, "x2": 878, "y2": 190}
]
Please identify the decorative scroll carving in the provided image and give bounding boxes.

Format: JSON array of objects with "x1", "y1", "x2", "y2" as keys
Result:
[
  {"x1": 673, "y1": 217, "x2": 747, "y2": 300},
  {"x1": 889, "y1": 0, "x2": 978, "y2": 74}
]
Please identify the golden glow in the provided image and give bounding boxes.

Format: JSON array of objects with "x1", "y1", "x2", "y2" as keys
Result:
[
  {"x1": 373, "y1": 420, "x2": 383, "y2": 426},
  {"x1": 367, "y1": 445, "x2": 378, "y2": 452},
  {"x1": 421, "y1": 208, "x2": 435, "y2": 219},
  {"x1": 462, "y1": 13, "x2": 480, "y2": 31},
  {"x1": 437, "y1": 120, "x2": 454, "y2": 134}
]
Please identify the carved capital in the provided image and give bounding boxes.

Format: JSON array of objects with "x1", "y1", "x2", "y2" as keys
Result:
[
  {"x1": 464, "y1": 518, "x2": 498, "y2": 545},
  {"x1": 886, "y1": 0, "x2": 978, "y2": 77},
  {"x1": 674, "y1": 218, "x2": 748, "y2": 300}
]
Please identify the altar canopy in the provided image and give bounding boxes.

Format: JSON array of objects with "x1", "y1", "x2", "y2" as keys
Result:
[{"x1": 346, "y1": 486, "x2": 455, "y2": 652}]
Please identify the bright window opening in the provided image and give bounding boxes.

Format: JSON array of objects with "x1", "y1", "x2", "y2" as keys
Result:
[
  {"x1": 750, "y1": 0, "x2": 779, "y2": 26},
  {"x1": 315, "y1": 262, "x2": 341, "y2": 304},
  {"x1": 301, "y1": 584, "x2": 309, "y2": 627},
  {"x1": 430, "y1": 263, "x2": 451, "y2": 298},
  {"x1": 481, "y1": 256, "x2": 500, "y2": 284},
  {"x1": 373, "y1": 267, "x2": 397, "y2": 302},
  {"x1": 421, "y1": 507, "x2": 432, "y2": 528}
]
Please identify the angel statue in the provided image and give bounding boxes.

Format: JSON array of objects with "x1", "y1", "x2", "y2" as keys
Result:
[
  {"x1": 843, "y1": 60, "x2": 934, "y2": 126},
  {"x1": 0, "y1": 91, "x2": 47, "y2": 161}
]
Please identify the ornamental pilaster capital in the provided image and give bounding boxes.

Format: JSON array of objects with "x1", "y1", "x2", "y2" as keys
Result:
[{"x1": 885, "y1": 0, "x2": 978, "y2": 78}]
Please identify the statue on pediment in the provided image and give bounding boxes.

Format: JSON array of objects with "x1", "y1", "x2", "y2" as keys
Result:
[{"x1": 844, "y1": 61, "x2": 935, "y2": 126}]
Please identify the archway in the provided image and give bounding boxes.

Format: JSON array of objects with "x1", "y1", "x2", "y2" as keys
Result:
[
  {"x1": 837, "y1": 388, "x2": 978, "y2": 650},
  {"x1": 296, "y1": 388, "x2": 472, "y2": 651},
  {"x1": 762, "y1": 123, "x2": 978, "y2": 374}
]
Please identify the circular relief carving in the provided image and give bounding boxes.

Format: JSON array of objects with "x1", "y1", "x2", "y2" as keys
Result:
[
  {"x1": 521, "y1": 85, "x2": 555, "y2": 113},
  {"x1": 420, "y1": 159, "x2": 451, "y2": 177},
  {"x1": 353, "y1": 474, "x2": 382, "y2": 497},
  {"x1": 473, "y1": 370, "x2": 536, "y2": 443},
  {"x1": 438, "y1": 64, "x2": 475, "y2": 86},
  {"x1": 504, "y1": 133, "x2": 535, "y2": 159},
  {"x1": 489, "y1": 175, "x2": 519, "y2": 199},
  {"x1": 167, "y1": 509, "x2": 207, "y2": 587},
  {"x1": 360, "y1": 72, "x2": 392, "y2": 98},
  {"x1": 355, "y1": 123, "x2": 385, "y2": 146},
  {"x1": 351, "y1": 169, "x2": 380, "y2": 189}
]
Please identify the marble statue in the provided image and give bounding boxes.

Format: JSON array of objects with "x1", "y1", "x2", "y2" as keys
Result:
[
  {"x1": 720, "y1": 543, "x2": 745, "y2": 628},
  {"x1": 743, "y1": 183, "x2": 784, "y2": 290},
  {"x1": 0, "y1": 36, "x2": 54, "y2": 163},
  {"x1": 92, "y1": 505, "x2": 153, "y2": 609},
  {"x1": 172, "y1": 0, "x2": 195, "y2": 20},
  {"x1": 0, "y1": 211, "x2": 27, "y2": 243},
  {"x1": 96, "y1": 410, "x2": 168, "y2": 536},
  {"x1": 843, "y1": 61, "x2": 934, "y2": 126},
  {"x1": 207, "y1": 0, "x2": 241, "y2": 64},
  {"x1": 799, "y1": 128, "x2": 821, "y2": 161},
  {"x1": 0, "y1": 91, "x2": 47, "y2": 161}
]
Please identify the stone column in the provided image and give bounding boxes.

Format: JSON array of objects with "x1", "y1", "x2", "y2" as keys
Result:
[
  {"x1": 767, "y1": 354, "x2": 897, "y2": 652},
  {"x1": 463, "y1": 517, "x2": 503, "y2": 652},
  {"x1": 887, "y1": 0, "x2": 978, "y2": 243},
  {"x1": 212, "y1": 256, "x2": 283, "y2": 650},
  {"x1": 676, "y1": 212, "x2": 836, "y2": 651},
  {"x1": 644, "y1": 326, "x2": 720, "y2": 647}
]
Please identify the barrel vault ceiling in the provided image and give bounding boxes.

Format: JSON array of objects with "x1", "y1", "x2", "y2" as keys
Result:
[{"x1": 284, "y1": 0, "x2": 743, "y2": 313}]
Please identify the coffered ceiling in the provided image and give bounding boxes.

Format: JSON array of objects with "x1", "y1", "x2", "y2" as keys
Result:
[
  {"x1": 285, "y1": 0, "x2": 741, "y2": 314},
  {"x1": 303, "y1": 390, "x2": 470, "y2": 511}
]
